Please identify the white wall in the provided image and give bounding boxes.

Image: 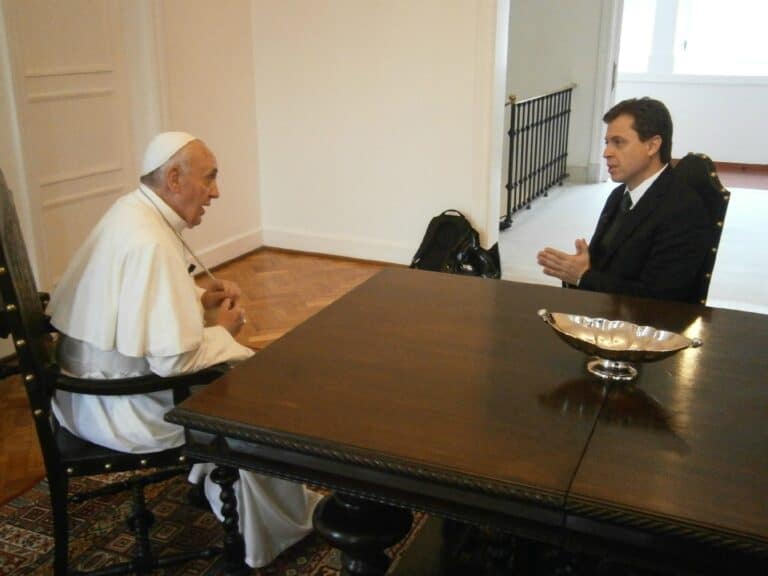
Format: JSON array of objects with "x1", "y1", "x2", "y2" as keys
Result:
[
  {"x1": 252, "y1": 0, "x2": 508, "y2": 259},
  {"x1": 0, "y1": 0, "x2": 263, "y2": 357},
  {"x1": 154, "y1": 0, "x2": 263, "y2": 267},
  {"x1": 2, "y1": 0, "x2": 508, "y2": 289},
  {"x1": 616, "y1": 77, "x2": 768, "y2": 164},
  {"x1": 506, "y1": 0, "x2": 605, "y2": 183}
]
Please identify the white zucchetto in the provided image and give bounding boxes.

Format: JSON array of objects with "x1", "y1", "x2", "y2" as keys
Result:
[{"x1": 140, "y1": 131, "x2": 198, "y2": 176}]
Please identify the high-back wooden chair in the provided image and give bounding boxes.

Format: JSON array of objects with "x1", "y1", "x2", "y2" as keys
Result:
[
  {"x1": 0, "y1": 169, "x2": 223, "y2": 575},
  {"x1": 672, "y1": 153, "x2": 731, "y2": 305}
]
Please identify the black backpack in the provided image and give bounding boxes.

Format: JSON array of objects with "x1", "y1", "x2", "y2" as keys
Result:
[{"x1": 410, "y1": 210, "x2": 500, "y2": 278}]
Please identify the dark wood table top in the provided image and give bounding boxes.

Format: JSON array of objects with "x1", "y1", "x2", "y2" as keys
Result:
[
  {"x1": 567, "y1": 303, "x2": 768, "y2": 557},
  {"x1": 173, "y1": 268, "x2": 606, "y2": 506},
  {"x1": 168, "y1": 268, "x2": 768, "y2": 564}
]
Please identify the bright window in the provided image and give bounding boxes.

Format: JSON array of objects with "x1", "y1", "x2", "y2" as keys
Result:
[
  {"x1": 618, "y1": 0, "x2": 768, "y2": 77},
  {"x1": 674, "y1": 0, "x2": 768, "y2": 76},
  {"x1": 617, "y1": 0, "x2": 656, "y2": 74}
]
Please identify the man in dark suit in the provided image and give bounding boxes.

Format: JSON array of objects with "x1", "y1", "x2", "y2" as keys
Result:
[{"x1": 537, "y1": 97, "x2": 710, "y2": 303}]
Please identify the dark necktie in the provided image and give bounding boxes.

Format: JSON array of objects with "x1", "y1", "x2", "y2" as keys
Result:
[
  {"x1": 600, "y1": 191, "x2": 633, "y2": 251},
  {"x1": 620, "y1": 191, "x2": 633, "y2": 213}
]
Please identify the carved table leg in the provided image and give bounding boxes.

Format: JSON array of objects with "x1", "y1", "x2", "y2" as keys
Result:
[
  {"x1": 314, "y1": 492, "x2": 413, "y2": 576},
  {"x1": 210, "y1": 465, "x2": 250, "y2": 576}
]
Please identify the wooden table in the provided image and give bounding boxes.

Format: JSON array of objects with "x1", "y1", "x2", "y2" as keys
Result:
[
  {"x1": 166, "y1": 268, "x2": 768, "y2": 574},
  {"x1": 565, "y1": 299, "x2": 768, "y2": 572}
]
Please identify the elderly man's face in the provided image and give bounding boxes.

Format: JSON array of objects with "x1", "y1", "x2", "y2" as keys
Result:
[
  {"x1": 603, "y1": 114, "x2": 661, "y2": 191},
  {"x1": 172, "y1": 141, "x2": 219, "y2": 227}
]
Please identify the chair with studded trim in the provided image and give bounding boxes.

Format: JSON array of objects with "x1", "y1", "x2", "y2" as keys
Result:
[
  {"x1": 672, "y1": 153, "x2": 730, "y2": 305},
  {"x1": 0, "y1": 169, "x2": 224, "y2": 575}
]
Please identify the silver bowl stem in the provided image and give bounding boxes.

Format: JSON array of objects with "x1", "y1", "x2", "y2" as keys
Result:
[{"x1": 586, "y1": 357, "x2": 638, "y2": 382}]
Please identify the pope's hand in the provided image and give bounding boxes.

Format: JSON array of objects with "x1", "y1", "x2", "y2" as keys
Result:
[
  {"x1": 201, "y1": 279, "x2": 242, "y2": 310},
  {"x1": 217, "y1": 298, "x2": 247, "y2": 336}
]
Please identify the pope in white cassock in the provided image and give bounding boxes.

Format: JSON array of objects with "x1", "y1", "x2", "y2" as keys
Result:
[{"x1": 46, "y1": 132, "x2": 321, "y2": 568}]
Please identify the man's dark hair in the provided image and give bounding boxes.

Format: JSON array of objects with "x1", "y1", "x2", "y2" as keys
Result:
[{"x1": 603, "y1": 97, "x2": 673, "y2": 164}]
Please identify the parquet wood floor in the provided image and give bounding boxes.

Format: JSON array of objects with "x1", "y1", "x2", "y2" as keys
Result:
[{"x1": 0, "y1": 248, "x2": 388, "y2": 505}]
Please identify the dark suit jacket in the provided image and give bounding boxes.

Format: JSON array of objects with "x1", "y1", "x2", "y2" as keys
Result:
[{"x1": 578, "y1": 166, "x2": 711, "y2": 303}]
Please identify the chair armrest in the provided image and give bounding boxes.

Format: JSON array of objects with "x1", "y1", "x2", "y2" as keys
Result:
[
  {"x1": 53, "y1": 363, "x2": 228, "y2": 396},
  {"x1": 0, "y1": 363, "x2": 20, "y2": 379}
]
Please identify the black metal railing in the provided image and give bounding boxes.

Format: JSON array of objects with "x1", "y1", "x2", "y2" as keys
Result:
[{"x1": 500, "y1": 84, "x2": 575, "y2": 230}]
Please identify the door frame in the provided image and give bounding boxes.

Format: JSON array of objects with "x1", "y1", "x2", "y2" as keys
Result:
[{"x1": 588, "y1": 0, "x2": 624, "y2": 183}]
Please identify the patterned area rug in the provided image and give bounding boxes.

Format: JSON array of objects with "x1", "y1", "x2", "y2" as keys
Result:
[{"x1": 0, "y1": 473, "x2": 425, "y2": 575}]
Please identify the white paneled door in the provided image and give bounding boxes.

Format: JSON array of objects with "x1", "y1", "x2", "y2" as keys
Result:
[{"x1": 3, "y1": 0, "x2": 137, "y2": 288}]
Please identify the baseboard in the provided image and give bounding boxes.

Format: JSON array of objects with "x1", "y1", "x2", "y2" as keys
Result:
[
  {"x1": 697, "y1": 160, "x2": 768, "y2": 190},
  {"x1": 713, "y1": 161, "x2": 768, "y2": 175},
  {"x1": 259, "y1": 246, "x2": 407, "y2": 268},
  {"x1": 671, "y1": 158, "x2": 768, "y2": 173},
  {"x1": 262, "y1": 227, "x2": 412, "y2": 265},
  {"x1": 196, "y1": 228, "x2": 263, "y2": 269}
]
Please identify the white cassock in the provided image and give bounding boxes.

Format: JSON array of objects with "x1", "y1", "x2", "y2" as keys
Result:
[{"x1": 47, "y1": 185, "x2": 321, "y2": 568}]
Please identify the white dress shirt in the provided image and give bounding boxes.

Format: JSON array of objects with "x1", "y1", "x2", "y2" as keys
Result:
[{"x1": 626, "y1": 163, "x2": 669, "y2": 209}]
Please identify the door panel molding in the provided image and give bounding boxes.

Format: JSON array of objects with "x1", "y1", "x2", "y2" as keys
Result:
[
  {"x1": 2, "y1": 0, "x2": 137, "y2": 288},
  {"x1": 42, "y1": 184, "x2": 123, "y2": 210}
]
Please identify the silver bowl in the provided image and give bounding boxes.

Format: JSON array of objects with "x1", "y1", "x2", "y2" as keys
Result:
[{"x1": 538, "y1": 309, "x2": 702, "y2": 382}]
